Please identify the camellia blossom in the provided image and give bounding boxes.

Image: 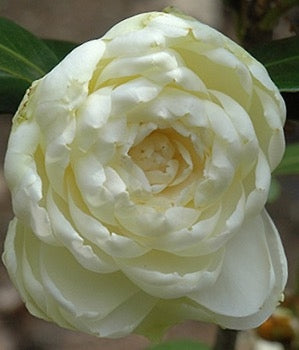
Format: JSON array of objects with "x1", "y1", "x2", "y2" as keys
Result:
[{"x1": 3, "y1": 11, "x2": 287, "y2": 339}]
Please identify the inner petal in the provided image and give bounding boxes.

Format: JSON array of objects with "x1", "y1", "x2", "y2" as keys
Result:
[
  {"x1": 130, "y1": 132, "x2": 175, "y2": 172},
  {"x1": 128, "y1": 128, "x2": 203, "y2": 196}
]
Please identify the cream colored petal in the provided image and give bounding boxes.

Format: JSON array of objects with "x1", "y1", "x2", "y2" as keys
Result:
[
  {"x1": 39, "y1": 243, "x2": 156, "y2": 337},
  {"x1": 210, "y1": 90, "x2": 258, "y2": 175},
  {"x1": 248, "y1": 58, "x2": 287, "y2": 116},
  {"x1": 175, "y1": 46, "x2": 252, "y2": 108},
  {"x1": 5, "y1": 122, "x2": 56, "y2": 245},
  {"x1": 46, "y1": 188, "x2": 118, "y2": 273},
  {"x1": 73, "y1": 153, "x2": 119, "y2": 225},
  {"x1": 189, "y1": 210, "x2": 287, "y2": 325},
  {"x1": 194, "y1": 139, "x2": 235, "y2": 207},
  {"x1": 135, "y1": 298, "x2": 213, "y2": 341},
  {"x1": 147, "y1": 12, "x2": 190, "y2": 37},
  {"x1": 253, "y1": 86, "x2": 285, "y2": 170},
  {"x1": 150, "y1": 206, "x2": 221, "y2": 254},
  {"x1": 110, "y1": 78, "x2": 162, "y2": 116},
  {"x1": 115, "y1": 196, "x2": 200, "y2": 237},
  {"x1": 67, "y1": 184, "x2": 150, "y2": 258},
  {"x1": 5, "y1": 121, "x2": 39, "y2": 189},
  {"x1": 150, "y1": 66, "x2": 208, "y2": 93},
  {"x1": 10, "y1": 163, "x2": 54, "y2": 244},
  {"x1": 170, "y1": 140, "x2": 193, "y2": 186},
  {"x1": 104, "y1": 26, "x2": 166, "y2": 56},
  {"x1": 104, "y1": 12, "x2": 189, "y2": 41},
  {"x1": 78, "y1": 291, "x2": 157, "y2": 338},
  {"x1": 74, "y1": 87, "x2": 112, "y2": 153},
  {"x1": 115, "y1": 155, "x2": 152, "y2": 193},
  {"x1": 44, "y1": 118, "x2": 76, "y2": 197},
  {"x1": 34, "y1": 40, "x2": 105, "y2": 108},
  {"x1": 245, "y1": 151, "x2": 271, "y2": 218},
  {"x1": 128, "y1": 88, "x2": 207, "y2": 127},
  {"x1": 22, "y1": 224, "x2": 73, "y2": 326},
  {"x1": 178, "y1": 183, "x2": 245, "y2": 256},
  {"x1": 98, "y1": 50, "x2": 181, "y2": 85},
  {"x1": 203, "y1": 48, "x2": 252, "y2": 95},
  {"x1": 146, "y1": 159, "x2": 179, "y2": 188},
  {"x1": 2, "y1": 219, "x2": 52, "y2": 322},
  {"x1": 40, "y1": 244, "x2": 138, "y2": 318},
  {"x1": 116, "y1": 249, "x2": 224, "y2": 298}
]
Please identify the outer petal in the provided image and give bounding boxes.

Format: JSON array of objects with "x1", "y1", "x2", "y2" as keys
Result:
[
  {"x1": 2, "y1": 219, "x2": 157, "y2": 338},
  {"x1": 4, "y1": 121, "x2": 56, "y2": 245},
  {"x1": 34, "y1": 40, "x2": 105, "y2": 111},
  {"x1": 189, "y1": 209, "x2": 287, "y2": 329},
  {"x1": 2, "y1": 219, "x2": 53, "y2": 322},
  {"x1": 39, "y1": 243, "x2": 156, "y2": 336},
  {"x1": 104, "y1": 12, "x2": 189, "y2": 40}
]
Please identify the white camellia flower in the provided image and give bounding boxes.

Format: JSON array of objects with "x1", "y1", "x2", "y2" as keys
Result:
[{"x1": 3, "y1": 11, "x2": 287, "y2": 339}]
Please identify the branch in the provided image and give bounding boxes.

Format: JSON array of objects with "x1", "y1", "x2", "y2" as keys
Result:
[{"x1": 213, "y1": 328, "x2": 238, "y2": 350}]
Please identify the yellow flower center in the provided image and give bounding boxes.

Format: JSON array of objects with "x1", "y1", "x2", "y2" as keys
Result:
[{"x1": 129, "y1": 129, "x2": 202, "y2": 192}]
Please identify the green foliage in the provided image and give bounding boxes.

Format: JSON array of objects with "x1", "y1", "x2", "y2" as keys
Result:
[
  {"x1": 268, "y1": 178, "x2": 281, "y2": 203},
  {"x1": 274, "y1": 143, "x2": 299, "y2": 175},
  {"x1": 147, "y1": 339, "x2": 210, "y2": 350},
  {"x1": 0, "y1": 17, "x2": 58, "y2": 113},
  {"x1": 269, "y1": 143, "x2": 299, "y2": 203},
  {"x1": 43, "y1": 39, "x2": 78, "y2": 62},
  {"x1": 250, "y1": 36, "x2": 299, "y2": 92},
  {"x1": 0, "y1": 18, "x2": 77, "y2": 114}
]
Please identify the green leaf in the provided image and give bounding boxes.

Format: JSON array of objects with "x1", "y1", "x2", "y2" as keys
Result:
[
  {"x1": 268, "y1": 178, "x2": 281, "y2": 203},
  {"x1": 43, "y1": 39, "x2": 78, "y2": 62},
  {"x1": 250, "y1": 36, "x2": 299, "y2": 92},
  {"x1": 0, "y1": 17, "x2": 59, "y2": 114},
  {"x1": 147, "y1": 340, "x2": 210, "y2": 350},
  {"x1": 274, "y1": 143, "x2": 299, "y2": 175}
]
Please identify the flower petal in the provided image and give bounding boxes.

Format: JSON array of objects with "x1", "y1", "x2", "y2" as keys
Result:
[
  {"x1": 189, "y1": 210, "x2": 287, "y2": 326},
  {"x1": 117, "y1": 249, "x2": 224, "y2": 298}
]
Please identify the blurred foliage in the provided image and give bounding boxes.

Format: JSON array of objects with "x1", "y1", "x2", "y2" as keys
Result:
[
  {"x1": 268, "y1": 178, "x2": 282, "y2": 203},
  {"x1": 250, "y1": 36, "x2": 299, "y2": 92},
  {"x1": 224, "y1": 0, "x2": 299, "y2": 47},
  {"x1": 147, "y1": 340, "x2": 210, "y2": 350},
  {"x1": 274, "y1": 143, "x2": 299, "y2": 175}
]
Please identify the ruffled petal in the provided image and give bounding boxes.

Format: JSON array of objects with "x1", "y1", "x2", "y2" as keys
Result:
[{"x1": 116, "y1": 249, "x2": 224, "y2": 298}]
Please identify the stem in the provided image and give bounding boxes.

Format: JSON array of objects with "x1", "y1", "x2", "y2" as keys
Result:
[{"x1": 213, "y1": 328, "x2": 238, "y2": 350}]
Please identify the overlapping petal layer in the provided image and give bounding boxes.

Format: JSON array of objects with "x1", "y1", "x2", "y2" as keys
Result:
[{"x1": 3, "y1": 11, "x2": 287, "y2": 338}]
